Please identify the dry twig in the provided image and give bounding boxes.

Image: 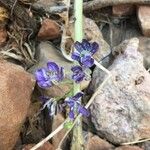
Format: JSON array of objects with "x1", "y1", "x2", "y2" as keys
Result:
[{"x1": 83, "y1": 0, "x2": 150, "y2": 12}]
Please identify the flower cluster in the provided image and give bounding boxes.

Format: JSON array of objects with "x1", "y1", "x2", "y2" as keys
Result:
[
  {"x1": 34, "y1": 39, "x2": 99, "y2": 121},
  {"x1": 71, "y1": 39, "x2": 99, "y2": 83},
  {"x1": 72, "y1": 39, "x2": 99, "y2": 67},
  {"x1": 35, "y1": 62, "x2": 64, "y2": 88},
  {"x1": 65, "y1": 92, "x2": 89, "y2": 119}
]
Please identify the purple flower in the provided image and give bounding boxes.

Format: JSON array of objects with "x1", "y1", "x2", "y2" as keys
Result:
[
  {"x1": 71, "y1": 65, "x2": 92, "y2": 83},
  {"x1": 65, "y1": 92, "x2": 89, "y2": 120},
  {"x1": 71, "y1": 65, "x2": 85, "y2": 83},
  {"x1": 40, "y1": 96, "x2": 63, "y2": 116},
  {"x1": 72, "y1": 39, "x2": 99, "y2": 67},
  {"x1": 35, "y1": 62, "x2": 64, "y2": 88}
]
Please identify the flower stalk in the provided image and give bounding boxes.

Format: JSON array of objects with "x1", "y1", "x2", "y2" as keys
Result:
[{"x1": 71, "y1": 0, "x2": 84, "y2": 149}]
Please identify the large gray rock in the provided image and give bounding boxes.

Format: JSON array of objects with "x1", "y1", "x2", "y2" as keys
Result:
[
  {"x1": 112, "y1": 37, "x2": 150, "y2": 69},
  {"x1": 90, "y1": 38, "x2": 150, "y2": 144}
]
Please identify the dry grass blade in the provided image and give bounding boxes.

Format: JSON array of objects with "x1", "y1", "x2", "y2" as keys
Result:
[
  {"x1": 60, "y1": 0, "x2": 74, "y2": 62},
  {"x1": 0, "y1": 51, "x2": 24, "y2": 61},
  {"x1": 121, "y1": 138, "x2": 150, "y2": 145}
]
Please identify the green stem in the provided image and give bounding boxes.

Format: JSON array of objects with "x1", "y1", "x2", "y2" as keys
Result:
[{"x1": 71, "y1": 0, "x2": 84, "y2": 150}]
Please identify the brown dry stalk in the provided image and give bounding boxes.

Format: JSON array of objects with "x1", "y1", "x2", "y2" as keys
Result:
[{"x1": 83, "y1": 0, "x2": 150, "y2": 12}]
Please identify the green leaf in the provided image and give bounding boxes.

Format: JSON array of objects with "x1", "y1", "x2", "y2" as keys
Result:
[{"x1": 64, "y1": 121, "x2": 73, "y2": 129}]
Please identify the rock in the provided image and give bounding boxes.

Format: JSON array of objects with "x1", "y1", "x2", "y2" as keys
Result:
[
  {"x1": 101, "y1": 15, "x2": 141, "y2": 48},
  {"x1": 0, "y1": 27, "x2": 7, "y2": 46},
  {"x1": 0, "y1": 60, "x2": 35, "y2": 150},
  {"x1": 85, "y1": 132, "x2": 114, "y2": 150},
  {"x1": 29, "y1": 42, "x2": 90, "y2": 98},
  {"x1": 137, "y1": 5, "x2": 150, "y2": 37},
  {"x1": 38, "y1": 19, "x2": 61, "y2": 40},
  {"x1": 138, "y1": 37, "x2": 150, "y2": 69},
  {"x1": 23, "y1": 142, "x2": 54, "y2": 150},
  {"x1": 139, "y1": 141, "x2": 150, "y2": 150},
  {"x1": 112, "y1": 37, "x2": 150, "y2": 69},
  {"x1": 90, "y1": 38, "x2": 150, "y2": 144},
  {"x1": 112, "y1": 4, "x2": 135, "y2": 16},
  {"x1": 115, "y1": 146, "x2": 143, "y2": 150}
]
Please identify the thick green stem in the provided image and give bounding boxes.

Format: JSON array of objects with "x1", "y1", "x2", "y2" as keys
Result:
[
  {"x1": 74, "y1": 0, "x2": 83, "y2": 42},
  {"x1": 71, "y1": 0, "x2": 84, "y2": 150},
  {"x1": 73, "y1": 0, "x2": 83, "y2": 94}
]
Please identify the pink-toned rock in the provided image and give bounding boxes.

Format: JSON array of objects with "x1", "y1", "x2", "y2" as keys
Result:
[
  {"x1": 86, "y1": 133, "x2": 114, "y2": 150},
  {"x1": 137, "y1": 5, "x2": 150, "y2": 37},
  {"x1": 113, "y1": 4, "x2": 135, "y2": 16},
  {"x1": 23, "y1": 142, "x2": 54, "y2": 150},
  {"x1": 90, "y1": 38, "x2": 150, "y2": 144},
  {"x1": 38, "y1": 19, "x2": 61, "y2": 40},
  {"x1": 0, "y1": 60, "x2": 35, "y2": 150},
  {"x1": 0, "y1": 27, "x2": 7, "y2": 46},
  {"x1": 115, "y1": 146, "x2": 143, "y2": 150}
]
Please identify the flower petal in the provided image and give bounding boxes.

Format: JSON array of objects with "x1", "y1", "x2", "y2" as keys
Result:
[
  {"x1": 73, "y1": 92, "x2": 84, "y2": 100},
  {"x1": 71, "y1": 52, "x2": 80, "y2": 61},
  {"x1": 65, "y1": 97, "x2": 75, "y2": 107},
  {"x1": 47, "y1": 61, "x2": 59, "y2": 72},
  {"x1": 74, "y1": 41, "x2": 84, "y2": 53},
  {"x1": 37, "y1": 80, "x2": 52, "y2": 88},
  {"x1": 81, "y1": 55, "x2": 94, "y2": 67},
  {"x1": 78, "y1": 106, "x2": 90, "y2": 117},
  {"x1": 82, "y1": 39, "x2": 91, "y2": 51},
  {"x1": 58, "y1": 67, "x2": 64, "y2": 81},
  {"x1": 91, "y1": 42, "x2": 99, "y2": 54},
  {"x1": 67, "y1": 100, "x2": 75, "y2": 107},
  {"x1": 72, "y1": 73, "x2": 85, "y2": 83},
  {"x1": 71, "y1": 66, "x2": 85, "y2": 83},
  {"x1": 69, "y1": 110, "x2": 75, "y2": 120},
  {"x1": 35, "y1": 68, "x2": 49, "y2": 82},
  {"x1": 71, "y1": 65, "x2": 82, "y2": 72}
]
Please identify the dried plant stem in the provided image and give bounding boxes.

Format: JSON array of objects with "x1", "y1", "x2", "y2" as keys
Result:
[
  {"x1": 83, "y1": 0, "x2": 150, "y2": 12},
  {"x1": 60, "y1": 0, "x2": 73, "y2": 62},
  {"x1": 30, "y1": 60, "x2": 111, "y2": 150},
  {"x1": 121, "y1": 138, "x2": 150, "y2": 145}
]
